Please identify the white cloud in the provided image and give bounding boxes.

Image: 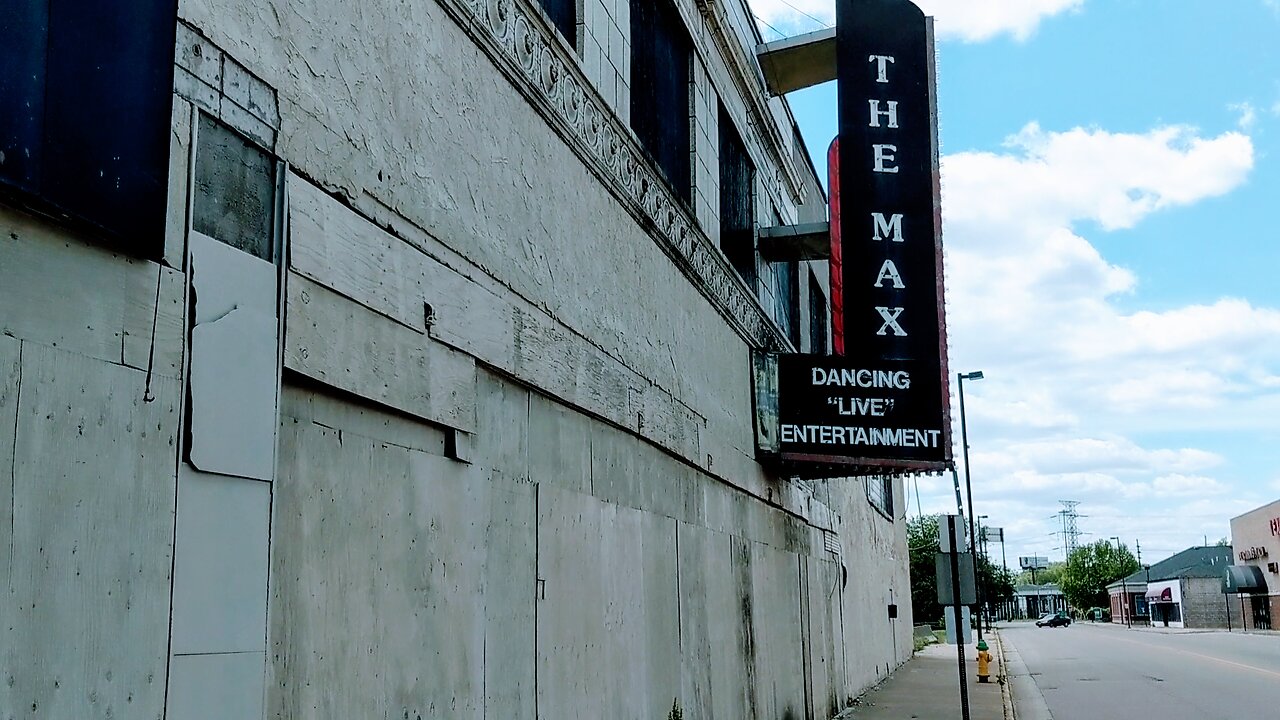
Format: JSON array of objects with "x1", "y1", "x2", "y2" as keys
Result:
[
  {"x1": 946, "y1": 123, "x2": 1253, "y2": 233},
  {"x1": 932, "y1": 120, "x2": 1275, "y2": 562},
  {"x1": 747, "y1": 0, "x2": 1084, "y2": 43},
  {"x1": 1230, "y1": 102, "x2": 1258, "y2": 130}
]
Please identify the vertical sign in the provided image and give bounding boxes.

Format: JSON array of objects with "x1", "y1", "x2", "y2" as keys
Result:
[{"x1": 832, "y1": 0, "x2": 950, "y2": 468}]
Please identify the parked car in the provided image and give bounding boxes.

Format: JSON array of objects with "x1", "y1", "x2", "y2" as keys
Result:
[{"x1": 1036, "y1": 612, "x2": 1071, "y2": 628}]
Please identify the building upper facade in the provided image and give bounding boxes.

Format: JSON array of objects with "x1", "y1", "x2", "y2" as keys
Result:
[
  {"x1": 1230, "y1": 499, "x2": 1280, "y2": 584},
  {"x1": 2, "y1": 0, "x2": 839, "y2": 516}
]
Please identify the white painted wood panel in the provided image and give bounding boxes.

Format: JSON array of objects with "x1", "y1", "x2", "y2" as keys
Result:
[
  {"x1": 2, "y1": 344, "x2": 179, "y2": 720},
  {"x1": 170, "y1": 467, "x2": 271, "y2": 655},
  {"x1": 168, "y1": 652, "x2": 266, "y2": 720},
  {"x1": 187, "y1": 232, "x2": 280, "y2": 481},
  {"x1": 0, "y1": 207, "x2": 185, "y2": 376},
  {"x1": 285, "y1": 273, "x2": 477, "y2": 433}
]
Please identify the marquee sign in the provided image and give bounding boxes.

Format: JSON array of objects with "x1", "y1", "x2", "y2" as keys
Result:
[{"x1": 753, "y1": 0, "x2": 950, "y2": 475}]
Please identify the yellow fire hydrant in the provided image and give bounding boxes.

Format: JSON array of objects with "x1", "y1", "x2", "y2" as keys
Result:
[{"x1": 976, "y1": 640, "x2": 993, "y2": 683}]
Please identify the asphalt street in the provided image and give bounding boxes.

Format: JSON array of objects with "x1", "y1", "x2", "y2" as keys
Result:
[{"x1": 1001, "y1": 622, "x2": 1280, "y2": 720}]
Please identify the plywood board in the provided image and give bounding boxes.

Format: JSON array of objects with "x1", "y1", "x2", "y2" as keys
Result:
[
  {"x1": 164, "y1": 97, "x2": 193, "y2": 270},
  {"x1": 750, "y1": 541, "x2": 806, "y2": 720},
  {"x1": 536, "y1": 486, "x2": 605, "y2": 720},
  {"x1": 285, "y1": 273, "x2": 477, "y2": 433},
  {"x1": 170, "y1": 467, "x2": 271, "y2": 655},
  {"x1": 279, "y1": 382, "x2": 449, "y2": 455},
  {"x1": 527, "y1": 391, "x2": 592, "y2": 495},
  {"x1": 286, "y1": 176, "x2": 710, "y2": 484},
  {"x1": 0, "y1": 207, "x2": 185, "y2": 376},
  {"x1": 0, "y1": 335, "x2": 19, "y2": 590},
  {"x1": 187, "y1": 232, "x2": 279, "y2": 481},
  {"x1": 289, "y1": 176, "x2": 427, "y2": 332},
  {"x1": 537, "y1": 487, "x2": 680, "y2": 720},
  {"x1": 2, "y1": 344, "x2": 179, "y2": 720},
  {"x1": 473, "y1": 371, "x2": 529, "y2": 484},
  {"x1": 268, "y1": 422, "x2": 489, "y2": 719},
  {"x1": 484, "y1": 481, "x2": 537, "y2": 720},
  {"x1": 168, "y1": 652, "x2": 266, "y2": 720},
  {"x1": 591, "y1": 422, "x2": 704, "y2": 526}
]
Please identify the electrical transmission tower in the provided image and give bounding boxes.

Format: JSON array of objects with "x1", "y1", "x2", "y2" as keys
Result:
[{"x1": 1058, "y1": 500, "x2": 1082, "y2": 558}]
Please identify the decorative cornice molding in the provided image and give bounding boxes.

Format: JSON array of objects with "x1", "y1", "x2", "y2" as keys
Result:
[{"x1": 437, "y1": 0, "x2": 788, "y2": 351}]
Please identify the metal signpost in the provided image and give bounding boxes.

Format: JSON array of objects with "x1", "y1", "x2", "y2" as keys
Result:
[{"x1": 937, "y1": 514, "x2": 975, "y2": 720}]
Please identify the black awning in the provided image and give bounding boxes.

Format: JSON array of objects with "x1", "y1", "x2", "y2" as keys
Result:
[{"x1": 1223, "y1": 565, "x2": 1269, "y2": 594}]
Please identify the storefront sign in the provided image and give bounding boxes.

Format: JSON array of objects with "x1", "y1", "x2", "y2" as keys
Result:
[
  {"x1": 828, "y1": 0, "x2": 950, "y2": 471},
  {"x1": 1270, "y1": 516, "x2": 1280, "y2": 536},
  {"x1": 1239, "y1": 546, "x2": 1269, "y2": 561},
  {"x1": 765, "y1": 354, "x2": 947, "y2": 469}
]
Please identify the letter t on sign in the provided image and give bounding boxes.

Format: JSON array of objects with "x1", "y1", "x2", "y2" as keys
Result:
[{"x1": 869, "y1": 55, "x2": 895, "y2": 82}]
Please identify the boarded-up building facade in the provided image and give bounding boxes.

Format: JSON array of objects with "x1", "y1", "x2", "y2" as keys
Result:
[{"x1": 0, "y1": 1, "x2": 914, "y2": 718}]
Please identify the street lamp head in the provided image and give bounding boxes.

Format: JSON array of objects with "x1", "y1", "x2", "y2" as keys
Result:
[{"x1": 960, "y1": 371, "x2": 984, "y2": 381}]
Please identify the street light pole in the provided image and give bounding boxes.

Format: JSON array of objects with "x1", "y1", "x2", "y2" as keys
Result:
[
  {"x1": 979, "y1": 515, "x2": 990, "y2": 626},
  {"x1": 958, "y1": 370, "x2": 984, "y2": 640},
  {"x1": 1110, "y1": 536, "x2": 1128, "y2": 627}
]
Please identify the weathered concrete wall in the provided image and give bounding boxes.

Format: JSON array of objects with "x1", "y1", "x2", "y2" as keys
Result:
[
  {"x1": 827, "y1": 476, "x2": 916, "y2": 691},
  {"x1": 1, "y1": 0, "x2": 913, "y2": 717}
]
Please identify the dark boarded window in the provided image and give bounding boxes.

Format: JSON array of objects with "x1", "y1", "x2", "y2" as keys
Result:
[
  {"x1": 775, "y1": 260, "x2": 800, "y2": 347},
  {"x1": 537, "y1": 0, "x2": 576, "y2": 46},
  {"x1": 0, "y1": 0, "x2": 177, "y2": 258},
  {"x1": 809, "y1": 271, "x2": 829, "y2": 354},
  {"x1": 0, "y1": 0, "x2": 177, "y2": 257},
  {"x1": 194, "y1": 115, "x2": 276, "y2": 262},
  {"x1": 868, "y1": 475, "x2": 894, "y2": 518},
  {"x1": 630, "y1": 0, "x2": 692, "y2": 203},
  {"x1": 718, "y1": 104, "x2": 755, "y2": 288}
]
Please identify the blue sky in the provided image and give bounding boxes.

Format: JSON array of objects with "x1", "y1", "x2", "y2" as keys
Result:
[{"x1": 751, "y1": 0, "x2": 1280, "y2": 565}]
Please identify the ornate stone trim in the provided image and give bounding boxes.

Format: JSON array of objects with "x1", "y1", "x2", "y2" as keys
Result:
[{"x1": 438, "y1": 0, "x2": 788, "y2": 351}]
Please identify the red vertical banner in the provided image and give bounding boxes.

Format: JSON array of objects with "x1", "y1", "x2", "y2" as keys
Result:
[{"x1": 827, "y1": 137, "x2": 844, "y2": 356}]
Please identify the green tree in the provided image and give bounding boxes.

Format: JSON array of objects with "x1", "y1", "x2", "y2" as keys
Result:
[
  {"x1": 1058, "y1": 541, "x2": 1139, "y2": 610},
  {"x1": 908, "y1": 515, "x2": 943, "y2": 625},
  {"x1": 908, "y1": 515, "x2": 1018, "y2": 626}
]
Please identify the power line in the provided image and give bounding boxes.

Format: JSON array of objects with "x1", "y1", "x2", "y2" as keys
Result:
[
  {"x1": 752, "y1": 14, "x2": 786, "y2": 40},
  {"x1": 772, "y1": 0, "x2": 833, "y2": 30}
]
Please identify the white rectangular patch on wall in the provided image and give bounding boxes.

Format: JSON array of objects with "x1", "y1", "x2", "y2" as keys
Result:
[{"x1": 188, "y1": 232, "x2": 279, "y2": 481}]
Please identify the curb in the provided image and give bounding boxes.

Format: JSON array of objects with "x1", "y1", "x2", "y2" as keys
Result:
[{"x1": 994, "y1": 630, "x2": 1014, "y2": 720}]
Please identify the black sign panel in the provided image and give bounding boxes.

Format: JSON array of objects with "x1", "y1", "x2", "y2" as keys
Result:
[
  {"x1": 832, "y1": 0, "x2": 949, "y2": 467},
  {"x1": 776, "y1": 353, "x2": 946, "y2": 468},
  {"x1": 0, "y1": 0, "x2": 177, "y2": 258}
]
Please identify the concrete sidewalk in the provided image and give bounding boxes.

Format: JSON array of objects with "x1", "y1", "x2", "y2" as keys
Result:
[{"x1": 834, "y1": 634, "x2": 1008, "y2": 719}]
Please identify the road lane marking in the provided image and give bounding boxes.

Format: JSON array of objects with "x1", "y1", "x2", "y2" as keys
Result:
[{"x1": 1105, "y1": 634, "x2": 1280, "y2": 680}]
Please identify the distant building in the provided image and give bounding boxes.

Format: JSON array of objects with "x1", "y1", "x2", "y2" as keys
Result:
[
  {"x1": 1013, "y1": 584, "x2": 1067, "y2": 618},
  {"x1": 1107, "y1": 546, "x2": 1232, "y2": 628},
  {"x1": 1227, "y1": 499, "x2": 1280, "y2": 630}
]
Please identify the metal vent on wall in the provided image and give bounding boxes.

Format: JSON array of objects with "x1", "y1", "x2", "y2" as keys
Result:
[{"x1": 824, "y1": 530, "x2": 841, "y2": 557}]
